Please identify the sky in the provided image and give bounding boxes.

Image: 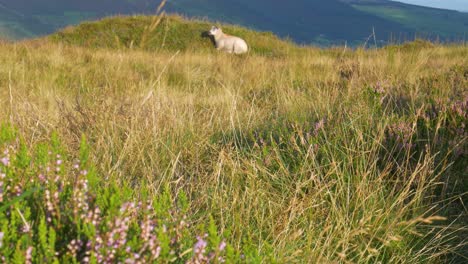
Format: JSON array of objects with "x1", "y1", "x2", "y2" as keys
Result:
[{"x1": 393, "y1": 0, "x2": 468, "y2": 11}]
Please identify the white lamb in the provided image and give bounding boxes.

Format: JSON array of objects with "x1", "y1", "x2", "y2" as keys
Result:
[{"x1": 208, "y1": 26, "x2": 248, "y2": 54}]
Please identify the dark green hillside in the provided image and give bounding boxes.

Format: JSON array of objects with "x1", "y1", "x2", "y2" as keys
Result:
[
  {"x1": 350, "y1": 0, "x2": 468, "y2": 40},
  {"x1": 168, "y1": 0, "x2": 408, "y2": 45},
  {"x1": 50, "y1": 15, "x2": 298, "y2": 56},
  {"x1": 0, "y1": 4, "x2": 54, "y2": 39}
]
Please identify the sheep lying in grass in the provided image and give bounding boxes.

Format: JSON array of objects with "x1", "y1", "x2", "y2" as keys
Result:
[{"x1": 208, "y1": 26, "x2": 248, "y2": 54}]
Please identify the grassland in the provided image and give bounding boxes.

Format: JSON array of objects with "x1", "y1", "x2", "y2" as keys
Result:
[{"x1": 0, "y1": 16, "x2": 467, "y2": 263}]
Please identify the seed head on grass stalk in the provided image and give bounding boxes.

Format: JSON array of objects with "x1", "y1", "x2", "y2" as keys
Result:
[{"x1": 140, "y1": 0, "x2": 168, "y2": 49}]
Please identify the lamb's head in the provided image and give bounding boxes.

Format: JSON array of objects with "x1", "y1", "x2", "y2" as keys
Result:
[{"x1": 208, "y1": 26, "x2": 222, "y2": 36}]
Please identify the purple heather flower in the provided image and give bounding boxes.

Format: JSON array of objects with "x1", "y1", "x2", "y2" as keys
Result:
[
  {"x1": 38, "y1": 174, "x2": 46, "y2": 182},
  {"x1": 22, "y1": 223, "x2": 31, "y2": 233},
  {"x1": 0, "y1": 232, "x2": 4, "y2": 248},
  {"x1": 0, "y1": 173, "x2": 4, "y2": 202},
  {"x1": 67, "y1": 239, "x2": 83, "y2": 257},
  {"x1": 25, "y1": 246, "x2": 33, "y2": 264},
  {"x1": 194, "y1": 236, "x2": 208, "y2": 254},
  {"x1": 14, "y1": 185, "x2": 22, "y2": 196},
  {"x1": 219, "y1": 241, "x2": 227, "y2": 251},
  {"x1": 0, "y1": 157, "x2": 9, "y2": 166},
  {"x1": 153, "y1": 246, "x2": 161, "y2": 259},
  {"x1": 314, "y1": 118, "x2": 325, "y2": 136}
]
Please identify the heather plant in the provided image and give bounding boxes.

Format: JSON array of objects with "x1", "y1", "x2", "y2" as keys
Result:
[{"x1": 0, "y1": 126, "x2": 231, "y2": 263}]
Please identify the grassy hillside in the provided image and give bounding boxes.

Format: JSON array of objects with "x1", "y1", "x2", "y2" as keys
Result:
[
  {"x1": 0, "y1": 18, "x2": 467, "y2": 262},
  {"x1": 351, "y1": 0, "x2": 468, "y2": 40},
  {"x1": 50, "y1": 15, "x2": 299, "y2": 56}
]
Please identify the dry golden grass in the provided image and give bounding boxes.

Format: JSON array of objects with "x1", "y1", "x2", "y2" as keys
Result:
[{"x1": 0, "y1": 38, "x2": 467, "y2": 262}]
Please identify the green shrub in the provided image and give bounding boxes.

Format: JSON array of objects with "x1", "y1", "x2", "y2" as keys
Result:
[{"x1": 0, "y1": 128, "x2": 231, "y2": 263}]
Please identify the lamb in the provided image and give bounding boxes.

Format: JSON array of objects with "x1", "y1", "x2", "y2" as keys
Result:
[{"x1": 208, "y1": 26, "x2": 248, "y2": 54}]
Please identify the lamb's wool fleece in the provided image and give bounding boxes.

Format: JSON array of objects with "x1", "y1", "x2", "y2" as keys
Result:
[{"x1": 209, "y1": 26, "x2": 248, "y2": 54}]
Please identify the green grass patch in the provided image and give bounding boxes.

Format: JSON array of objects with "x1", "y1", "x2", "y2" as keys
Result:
[{"x1": 50, "y1": 15, "x2": 299, "y2": 56}]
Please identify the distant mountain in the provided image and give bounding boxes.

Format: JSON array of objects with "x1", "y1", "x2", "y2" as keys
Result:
[
  {"x1": 393, "y1": 0, "x2": 468, "y2": 12},
  {"x1": 167, "y1": 0, "x2": 409, "y2": 45},
  {"x1": 0, "y1": 0, "x2": 467, "y2": 45}
]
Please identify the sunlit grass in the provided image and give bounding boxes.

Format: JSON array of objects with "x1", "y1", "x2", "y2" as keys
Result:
[{"x1": 0, "y1": 16, "x2": 467, "y2": 262}]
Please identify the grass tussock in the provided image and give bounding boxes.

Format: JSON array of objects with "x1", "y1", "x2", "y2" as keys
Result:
[{"x1": 0, "y1": 17, "x2": 467, "y2": 262}]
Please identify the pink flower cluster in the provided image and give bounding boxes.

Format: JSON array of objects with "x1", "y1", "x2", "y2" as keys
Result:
[
  {"x1": 188, "y1": 235, "x2": 227, "y2": 264},
  {"x1": 387, "y1": 122, "x2": 414, "y2": 152},
  {"x1": 0, "y1": 142, "x2": 231, "y2": 263}
]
